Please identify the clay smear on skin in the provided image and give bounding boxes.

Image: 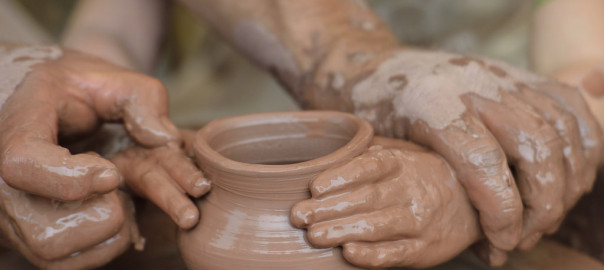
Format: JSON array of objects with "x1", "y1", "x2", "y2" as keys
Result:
[
  {"x1": 0, "y1": 46, "x2": 62, "y2": 106},
  {"x1": 351, "y1": 50, "x2": 545, "y2": 130}
]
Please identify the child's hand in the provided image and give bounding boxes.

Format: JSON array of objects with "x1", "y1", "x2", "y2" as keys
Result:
[
  {"x1": 291, "y1": 137, "x2": 480, "y2": 268},
  {"x1": 111, "y1": 144, "x2": 210, "y2": 229}
]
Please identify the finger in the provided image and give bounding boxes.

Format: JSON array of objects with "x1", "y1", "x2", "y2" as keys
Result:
[
  {"x1": 117, "y1": 190, "x2": 146, "y2": 251},
  {"x1": 516, "y1": 232, "x2": 543, "y2": 252},
  {"x1": 535, "y1": 82, "x2": 604, "y2": 191},
  {"x1": 0, "y1": 181, "x2": 126, "y2": 260},
  {"x1": 515, "y1": 86, "x2": 586, "y2": 210},
  {"x1": 181, "y1": 129, "x2": 197, "y2": 158},
  {"x1": 0, "y1": 141, "x2": 119, "y2": 201},
  {"x1": 292, "y1": 183, "x2": 385, "y2": 228},
  {"x1": 82, "y1": 72, "x2": 181, "y2": 147},
  {"x1": 113, "y1": 150, "x2": 199, "y2": 229},
  {"x1": 308, "y1": 147, "x2": 400, "y2": 197},
  {"x1": 472, "y1": 240, "x2": 508, "y2": 267},
  {"x1": 409, "y1": 113, "x2": 523, "y2": 251},
  {"x1": 56, "y1": 96, "x2": 100, "y2": 136},
  {"x1": 342, "y1": 240, "x2": 427, "y2": 268},
  {"x1": 159, "y1": 148, "x2": 210, "y2": 198},
  {"x1": 306, "y1": 206, "x2": 420, "y2": 248},
  {"x1": 130, "y1": 168, "x2": 198, "y2": 229},
  {"x1": 0, "y1": 96, "x2": 119, "y2": 201},
  {"x1": 470, "y1": 93, "x2": 566, "y2": 247},
  {"x1": 41, "y1": 221, "x2": 131, "y2": 270}
]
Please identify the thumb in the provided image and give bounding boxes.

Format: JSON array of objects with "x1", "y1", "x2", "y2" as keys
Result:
[{"x1": 83, "y1": 71, "x2": 181, "y2": 147}]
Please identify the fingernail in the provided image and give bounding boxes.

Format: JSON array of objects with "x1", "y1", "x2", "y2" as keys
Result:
[
  {"x1": 290, "y1": 205, "x2": 312, "y2": 228},
  {"x1": 191, "y1": 177, "x2": 211, "y2": 197},
  {"x1": 176, "y1": 205, "x2": 199, "y2": 229},
  {"x1": 93, "y1": 168, "x2": 119, "y2": 194}
]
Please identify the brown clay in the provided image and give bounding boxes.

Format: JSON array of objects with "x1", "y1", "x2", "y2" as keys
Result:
[{"x1": 178, "y1": 111, "x2": 373, "y2": 269}]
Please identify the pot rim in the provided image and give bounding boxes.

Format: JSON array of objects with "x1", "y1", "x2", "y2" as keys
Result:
[{"x1": 193, "y1": 110, "x2": 374, "y2": 178}]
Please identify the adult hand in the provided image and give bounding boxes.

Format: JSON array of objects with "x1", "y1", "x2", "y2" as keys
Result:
[
  {"x1": 0, "y1": 179, "x2": 143, "y2": 270},
  {"x1": 347, "y1": 49, "x2": 603, "y2": 263},
  {"x1": 0, "y1": 45, "x2": 181, "y2": 202},
  {"x1": 291, "y1": 137, "x2": 480, "y2": 268},
  {"x1": 110, "y1": 131, "x2": 210, "y2": 229}
]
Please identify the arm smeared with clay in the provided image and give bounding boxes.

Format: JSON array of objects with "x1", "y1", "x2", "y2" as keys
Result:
[{"x1": 183, "y1": 0, "x2": 604, "y2": 266}]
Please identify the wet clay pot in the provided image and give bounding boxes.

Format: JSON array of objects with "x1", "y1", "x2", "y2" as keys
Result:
[{"x1": 178, "y1": 111, "x2": 373, "y2": 270}]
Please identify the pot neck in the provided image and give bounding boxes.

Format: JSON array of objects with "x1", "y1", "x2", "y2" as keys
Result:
[{"x1": 194, "y1": 111, "x2": 373, "y2": 201}]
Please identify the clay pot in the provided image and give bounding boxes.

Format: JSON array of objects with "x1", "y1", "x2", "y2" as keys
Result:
[{"x1": 178, "y1": 111, "x2": 373, "y2": 270}]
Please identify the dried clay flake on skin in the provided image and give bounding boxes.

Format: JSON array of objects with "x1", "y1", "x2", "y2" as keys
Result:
[
  {"x1": 351, "y1": 50, "x2": 545, "y2": 130},
  {"x1": 0, "y1": 45, "x2": 62, "y2": 106}
]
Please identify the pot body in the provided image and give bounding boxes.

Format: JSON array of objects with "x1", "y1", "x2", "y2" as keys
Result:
[{"x1": 178, "y1": 111, "x2": 373, "y2": 270}]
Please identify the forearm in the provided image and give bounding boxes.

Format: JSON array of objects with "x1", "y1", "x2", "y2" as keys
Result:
[
  {"x1": 531, "y1": 0, "x2": 604, "y2": 79},
  {"x1": 62, "y1": 0, "x2": 167, "y2": 72},
  {"x1": 180, "y1": 0, "x2": 399, "y2": 110}
]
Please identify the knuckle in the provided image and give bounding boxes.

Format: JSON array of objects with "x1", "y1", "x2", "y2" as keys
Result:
[
  {"x1": 145, "y1": 78, "x2": 168, "y2": 100},
  {"x1": 557, "y1": 109, "x2": 578, "y2": 130},
  {"x1": 460, "y1": 141, "x2": 505, "y2": 173},
  {"x1": 538, "y1": 201, "x2": 564, "y2": 224},
  {"x1": 493, "y1": 190, "x2": 523, "y2": 218},
  {"x1": 536, "y1": 127, "x2": 563, "y2": 153},
  {"x1": 393, "y1": 206, "x2": 423, "y2": 236},
  {"x1": 483, "y1": 192, "x2": 522, "y2": 228}
]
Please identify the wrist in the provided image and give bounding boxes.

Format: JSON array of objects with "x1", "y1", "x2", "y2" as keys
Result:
[
  {"x1": 302, "y1": 45, "x2": 410, "y2": 137},
  {"x1": 298, "y1": 35, "x2": 401, "y2": 109}
]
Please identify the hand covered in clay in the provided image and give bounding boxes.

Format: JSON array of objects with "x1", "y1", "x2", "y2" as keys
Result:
[
  {"x1": 0, "y1": 45, "x2": 181, "y2": 202},
  {"x1": 0, "y1": 179, "x2": 143, "y2": 270},
  {"x1": 110, "y1": 130, "x2": 210, "y2": 229},
  {"x1": 290, "y1": 137, "x2": 480, "y2": 268},
  {"x1": 340, "y1": 49, "x2": 604, "y2": 261}
]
